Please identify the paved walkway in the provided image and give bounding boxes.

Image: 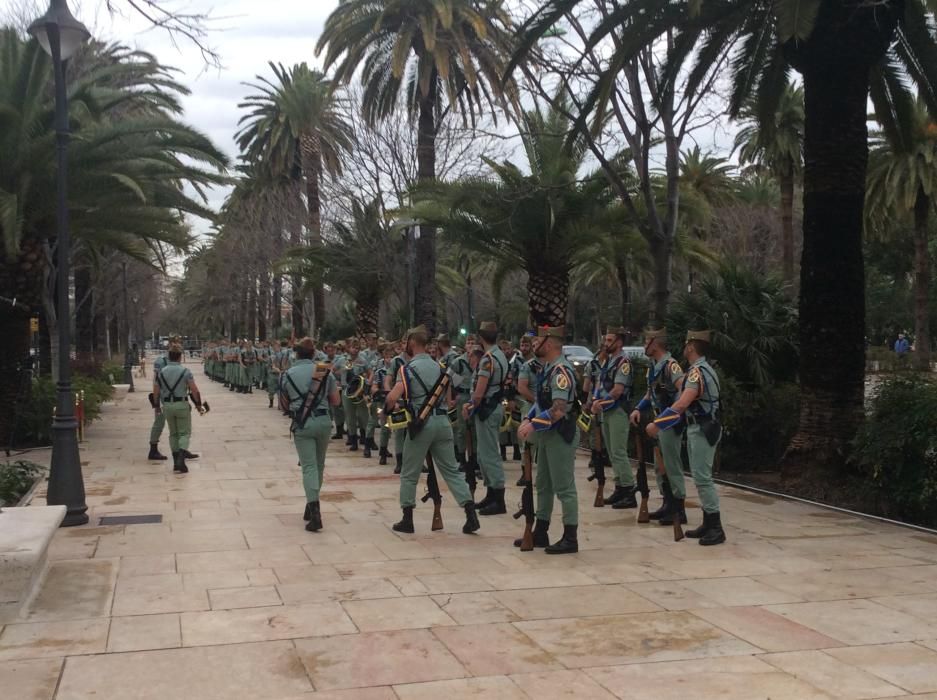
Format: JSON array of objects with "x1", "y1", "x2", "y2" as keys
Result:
[{"x1": 4, "y1": 358, "x2": 937, "y2": 699}]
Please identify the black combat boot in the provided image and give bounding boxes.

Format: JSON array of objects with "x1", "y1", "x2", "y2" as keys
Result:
[
  {"x1": 379, "y1": 447, "x2": 389, "y2": 466},
  {"x1": 303, "y1": 503, "x2": 312, "y2": 521},
  {"x1": 248, "y1": 385, "x2": 253, "y2": 394},
  {"x1": 685, "y1": 511, "x2": 711, "y2": 539},
  {"x1": 268, "y1": 396, "x2": 274, "y2": 408},
  {"x1": 500, "y1": 444, "x2": 507, "y2": 460},
  {"x1": 612, "y1": 486, "x2": 638, "y2": 509},
  {"x1": 545, "y1": 524, "x2": 579, "y2": 554},
  {"x1": 479, "y1": 488, "x2": 506, "y2": 516},
  {"x1": 699, "y1": 512, "x2": 727, "y2": 546},
  {"x1": 332, "y1": 424, "x2": 344, "y2": 440},
  {"x1": 604, "y1": 485, "x2": 627, "y2": 506},
  {"x1": 362, "y1": 438, "x2": 372, "y2": 458},
  {"x1": 394, "y1": 454, "x2": 403, "y2": 474},
  {"x1": 392, "y1": 506, "x2": 414, "y2": 533},
  {"x1": 514, "y1": 519, "x2": 550, "y2": 548},
  {"x1": 516, "y1": 474, "x2": 527, "y2": 487},
  {"x1": 462, "y1": 502, "x2": 480, "y2": 534},
  {"x1": 349, "y1": 434, "x2": 359, "y2": 451},
  {"x1": 172, "y1": 451, "x2": 188, "y2": 474},
  {"x1": 182, "y1": 449, "x2": 199, "y2": 460},
  {"x1": 305, "y1": 502, "x2": 322, "y2": 532},
  {"x1": 148, "y1": 444, "x2": 168, "y2": 461},
  {"x1": 659, "y1": 495, "x2": 688, "y2": 526},
  {"x1": 649, "y1": 479, "x2": 674, "y2": 520},
  {"x1": 474, "y1": 487, "x2": 494, "y2": 510},
  {"x1": 223, "y1": 381, "x2": 229, "y2": 388},
  {"x1": 512, "y1": 444, "x2": 522, "y2": 461}
]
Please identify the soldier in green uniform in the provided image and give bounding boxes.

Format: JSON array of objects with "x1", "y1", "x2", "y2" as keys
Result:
[
  {"x1": 281, "y1": 337, "x2": 340, "y2": 532},
  {"x1": 449, "y1": 335, "x2": 474, "y2": 469},
  {"x1": 647, "y1": 329, "x2": 725, "y2": 546},
  {"x1": 513, "y1": 333, "x2": 540, "y2": 485},
  {"x1": 266, "y1": 341, "x2": 282, "y2": 408},
  {"x1": 383, "y1": 326, "x2": 480, "y2": 535},
  {"x1": 239, "y1": 340, "x2": 256, "y2": 394},
  {"x1": 369, "y1": 344, "x2": 395, "y2": 464},
  {"x1": 147, "y1": 344, "x2": 170, "y2": 461},
  {"x1": 340, "y1": 339, "x2": 370, "y2": 452},
  {"x1": 464, "y1": 321, "x2": 509, "y2": 516},
  {"x1": 152, "y1": 344, "x2": 205, "y2": 474},
  {"x1": 588, "y1": 327, "x2": 637, "y2": 509},
  {"x1": 330, "y1": 341, "x2": 348, "y2": 441},
  {"x1": 386, "y1": 340, "x2": 411, "y2": 474},
  {"x1": 630, "y1": 327, "x2": 688, "y2": 525},
  {"x1": 516, "y1": 325, "x2": 580, "y2": 554}
]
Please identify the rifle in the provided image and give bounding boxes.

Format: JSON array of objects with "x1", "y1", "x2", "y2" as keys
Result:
[
  {"x1": 655, "y1": 445, "x2": 684, "y2": 542},
  {"x1": 291, "y1": 363, "x2": 330, "y2": 431},
  {"x1": 635, "y1": 426, "x2": 650, "y2": 523},
  {"x1": 408, "y1": 367, "x2": 455, "y2": 438},
  {"x1": 513, "y1": 444, "x2": 535, "y2": 550},
  {"x1": 463, "y1": 418, "x2": 479, "y2": 494},
  {"x1": 586, "y1": 420, "x2": 606, "y2": 507},
  {"x1": 421, "y1": 454, "x2": 444, "y2": 531}
]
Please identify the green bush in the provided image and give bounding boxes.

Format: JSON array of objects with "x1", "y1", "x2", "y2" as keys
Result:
[
  {"x1": 0, "y1": 460, "x2": 46, "y2": 505},
  {"x1": 16, "y1": 373, "x2": 114, "y2": 446},
  {"x1": 852, "y1": 377, "x2": 937, "y2": 527},
  {"x1": 719, "y1": 378, "x2": 800, "y2": 469}
]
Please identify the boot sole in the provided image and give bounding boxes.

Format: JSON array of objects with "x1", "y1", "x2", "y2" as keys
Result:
[
  {"x1": 545, "y1": 546, "x2": 578, "y2": 554},
  {"x1": 392, "y1": 524, "x2": 414, "y2": 533},
  {"x1": 700, "y1": 532, "x2": 726, "y2": 546},
  {"x1": 478, "y1": 507, "x2": 506, "y2": 516}
]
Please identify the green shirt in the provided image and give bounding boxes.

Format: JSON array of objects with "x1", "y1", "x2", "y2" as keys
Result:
[
  {"x1": 474, "y1": 346, "x2": 508, "y2": 399},
  {"x1": 283, "y1": 359, "x2": 337, "y2": 413},
  {"x1": 537, "y1": 356, "x2": 577, "y2": 415},
  {"x1": 156, "y1": 362, "x2": 192, "y2": 400},
  {"x1": 403, "y1": 353, "x2": 441, "y2": 404},
  {"x1": 685, "y1": 357, "x2": 720, "y2": 418}
]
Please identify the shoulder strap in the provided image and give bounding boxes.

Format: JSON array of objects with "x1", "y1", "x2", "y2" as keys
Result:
[{"x1": 158, "y1": 367, "x2": 187, "y2": 397}]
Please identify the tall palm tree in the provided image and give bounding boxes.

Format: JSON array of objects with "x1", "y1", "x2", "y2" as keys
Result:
[
  {"x1": 734, "y1": 83, "x2": 804, "y2": 282},
  {"x1": 414, "y1": 102, "x2": 609, "y2": 326},
  {"x1": 513, "y1": 0, "x2": 937, "y2": 468},
  {"x1": 237, "y1": 63, "x2": 354, "y2": 333},
  {"x1": 866, "y1": 100, "x2": 937, "y2": 371},
  {"x1": 316, "y1": 0, "x2": 517, "y2": 332}
]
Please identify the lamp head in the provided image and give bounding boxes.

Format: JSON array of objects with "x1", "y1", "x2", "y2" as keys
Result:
[{"x1": 28, "y1": 0, "x2": 91, "y2": 61}]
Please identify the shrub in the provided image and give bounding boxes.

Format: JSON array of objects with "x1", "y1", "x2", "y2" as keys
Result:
[
  {"x1": 852, "y1": 377, "x2": 937, "y2": 527},
  {"x1": 16, "y1": 373, "x2": 113, "y2": 446},
  {"x1": 0, "y1": 460, "x2": 46, "y2": 505},
  {"x1": 719, "y1": 378, "x2": 800, "y2": 470}
]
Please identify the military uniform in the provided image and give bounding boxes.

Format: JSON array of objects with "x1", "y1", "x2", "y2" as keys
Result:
[
  {"x1": 388, "y1": 350, "x2": 410, "y2": 472},
  {"x1": 239, "y1": 343, "x2": 257, "y2": 393},
  {"x1": 147, "y1": 351, "x2": 169, "y2": 460},
  {"x1": 155, "y1": 359, "x2": 194, "y2": 473},
  {"x1": 449, "y1": 348, "x2": 474, "y2": 466},
  {"x1": 525, "y1": 325, "x2": 580, "y2": 554},
  {"x1": 594, "y1": 336, "x2": 636, "y2": 507},
  {"x1": 369, "y1": 355, "x2": 393, "y2": 464},
  {"x1": 469, "y1": 324, "x2": 509, "y2": 515},
  {"x1": 331, "y1": 347, "x2": 347, "y2": 440},
  {"x1": 340, "y1": 352, "x2": 370, "y2": 451},
  {"x1": 283, "y1": 354, "x2": 337, "y2": 532},
  {"x1": 500, "y1": 349, "x2": 523, "y2": 461}
]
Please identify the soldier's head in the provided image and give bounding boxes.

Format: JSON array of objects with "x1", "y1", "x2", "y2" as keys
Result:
[
  {"x1": 382, "y1": 344, "x2": 394, "y2": 361},
  {"x1": 478, "y1": 322, "x2": 498, "y2": 348},
  {"x1": 684, "y1": 330, "x2": 712, "y2": 362},
  {"x1": 323, "y1": 341, "x2": 334, "y2": 355},
  {"x1": 366, "y1": 333, "x2": 378, "y2": 349},
  {"x1": 405, "y1": 325, "x2": 429, "y2": 356},
  {"x1": 272, "y1": 341, "x2": 280, "y2": 350},
  {"x1": 296, "y1": 337, "x2": 317, "y2": 361},
  {"x1": 348, "y1": 339, "x2": 360, "y2": 357},
  {"x1": 603, "y1": 327, "x2": 626, "y2": 355},
  {"x1": 469, "y1": 347, "x2": 484, "y2": 370},
  {"x1": 464, "y1": 334, "x2": 478, "y2": 353},
  {"x1": 519, "y1": 334, "x2": 533, "y2": 356},
  {"x1": 168, "y1": 344, "x2": 183, "y2": 362},
  {"x1": 427, "y1": 339, "x2": 438, "y2": 358},
  {"x1": 534, "y1": 326, "x2": 564, "y2": 360},
  {"x1": 643, "y1": 327, "x2": 667, "y2": 359},
  {"x1": 498, "y1": 339, "x2": 512, "y2": 355},
  {"x1": 436, "y1": 334, "x2": 451, "y2": 351}
]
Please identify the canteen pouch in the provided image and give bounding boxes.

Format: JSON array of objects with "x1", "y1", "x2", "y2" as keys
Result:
[
  {"x1": 474, "y1": 396, "x2": 499, "y2": 422},
  {"x1": 557, "y1": 415, "x2": 577, "y2": 444},
  {"x1": 699, "y1": 417, "x2": 722, "y2": 446}
]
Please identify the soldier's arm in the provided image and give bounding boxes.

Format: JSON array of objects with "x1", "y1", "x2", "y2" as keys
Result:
[
  {"x1": 327, "y1": 376, "x2": 341, "y2": 407},
  {"x1": 651, "y1": 379, "x2": 700, "y2": 433},
  {"x1": 384, "y1": 372, "x2": 406, "y2": 411},
  {"x1": 187, "y1": 377, "x2": 204, "y2": 410},
  {"x1": 517, "y1": 377, "x2": 534, "y2": 403}
]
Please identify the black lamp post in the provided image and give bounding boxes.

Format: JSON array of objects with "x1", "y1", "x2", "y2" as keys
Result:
[
  {"x1": 28, "y1": 0, "x2": 91, "y2": 527},
  {"x1": 122, "y1": 261, "x2": 134, "y2": 392}
]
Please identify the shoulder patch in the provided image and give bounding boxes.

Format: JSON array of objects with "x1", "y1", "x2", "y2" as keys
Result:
[
  {"x1": 687, "y1": 367, "x2": 702, "y2": 384},
  {"x1": 618, "y1": 360, "x2": 631, "y2": 375},
  {"x1": 555, "y1": 371, "x2": 570, "y2": 391},
  {"x1": 669, "y1": 360, "x2": 683, "y2": 375}
]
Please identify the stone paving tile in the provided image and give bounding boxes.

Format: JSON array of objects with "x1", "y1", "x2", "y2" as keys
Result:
[
  {"x1": 0, "y1": 619, "x2": 110, "y2": 661},
  {"x1": 493, "y1": 584, "x2": 662, "y2": 621},
  {"x1": 508, "y1": 669, "x2": 619, "y2": 699},
  {"x1": 825, "y1": 642, "x2": 937, "y2": 694},
  {"x1": 295, "y1": 629, "x2": 468, "y2": 691},
  {"x1": 690, "y1": 606, "x2": 842, "y2": 652},
  {"x1": 55, "y1": 640, "x2": 312, "y2": 699},
  {"x1": 755, "y1": 568, "x2": 927, "y2": 602},
  {"x1": 431, "y1": 592, "x2": 522, "y2": 624},
  {"x1": 761, "y1": 650, "x2": 907, "y2": 699},
  {"x1": 586, "y1": 654, "x2": 836, "y2": 699},
  {"x1": 0, "y1": 658, "x2": 63, "y2": 700},
  {"x1": 25, "y1": 559, "x2": 117, "y2": 622},
  {"x1": 679, "y1": 576, "x2": 803, "y2": 607},
  {"x1": 766, "y1": 599, "x2": 937, "y2": 645},
  {"x1": 480, "y1": 569, "x2": 598, "y2": 590},
  {"x1": 342, "y1": 596, "x2": 456, "y2": 632},
  {"x1": 180, "y1": 602, "x2": 356, "y2": 646},
  {"x1": 106, "y1": 613, "x2": 181, "y2": 653},
  {"x1": 208, "y1": 585, "x2": 282, "y2": 609},
  {"x1": 433, "y1": 623, "x2": 562, "y2": 676},
  {"x1": 515, "y1": 611, "x2": 759, "y2": 668},
  {"x1": 277, "y1": 578, "x2": 401, "y2": 605},
  {"x1": 622, "y1": 580, "x2": 726, "y2": 611},
  {"x1": 394, "y1": 675, "x2": 529, "y2": 699}
]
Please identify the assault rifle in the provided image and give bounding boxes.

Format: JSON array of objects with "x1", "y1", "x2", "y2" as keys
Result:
[
  {"x1": 408, "y1": 367, "x2": 456, "y2": 439},
  {"x1": 292, "y1": 363, "x2": 330, "y2": 431},
  {"x1": 586, "y1": 422, "x2": 606, "y2": 507},
  {"x1": 655, "y1": 445, "x2": 684, "y2": 542},
  {"x1": 421, "y1": 454, "x2": 444, "y2": 531},
  {"x1": 635, "y1": 426, "x2": 650, "y2": 523},
  {"x1": 462, "y1": 418, "x2": 478, "y2": 495},
  {"x1": 513, "y1": 444, "x2": 535, "y2": 550}
]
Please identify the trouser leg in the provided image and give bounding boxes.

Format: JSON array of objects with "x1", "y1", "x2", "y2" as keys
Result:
[
  {"x1": 534, "y1": 436, "x2": 554, "y2": 523},
  {"x1": 342, "y1": 396, "x2": 357, "y2": 433},
  {"x1": 658, "y1": 427, "x2": 687, "y2": 499},
  {"x1": 149, "y1": 411, "x2": 166, "y2": 444},
  {"x1": 475, "y1": 405, "x2": 504, "y2": 488},
  {"x1": 603, "y1": 408, "x2": 634, "y2": 488},
  {"x1": 399, "y1": 425, "x2": 431, "y2": 508},
  {"x1": 295, "y1": 416, "x2": 330, "y2": 502},
  {"x1": 427, "y1": 417, "x2": 472, "y2": 506},
  {"x1": 687, "y1": 424, "x2": 720, "y2": 513},
  {"x1": 546, "y1": 430, "x2": 579, "y2": 526}
]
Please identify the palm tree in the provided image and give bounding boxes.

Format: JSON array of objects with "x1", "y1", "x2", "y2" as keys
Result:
[
  {"x1": 316, "y1": 0, "x2": 517, "y2": 332},
  {"x1": 734, "y1": 83, "x2": 804, "y2": 282},
  {"x1": 237, "y1": 62, "x2": 354, "y2": 333},
  {"x1": 513, "y1": 0, "x2": 937, "y2": 468},
  {"x1": 414, "y1": 102, "x2": 609, "y2": 326},
  {"x1": 866, "y1": 100, "x2": 937, "y2": 371}
]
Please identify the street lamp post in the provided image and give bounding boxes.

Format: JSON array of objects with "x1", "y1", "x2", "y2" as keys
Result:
[
  {"x1": 122, "y1": 261, "x2": 134, "y2": 392},
  {"x1": 28, "y1": 0, "x2": 91, "y2": 527}
]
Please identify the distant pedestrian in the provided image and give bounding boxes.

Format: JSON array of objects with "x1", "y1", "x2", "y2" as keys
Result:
[{"x1": 895, "y1": 333, "x2": 911, "y2": 366}]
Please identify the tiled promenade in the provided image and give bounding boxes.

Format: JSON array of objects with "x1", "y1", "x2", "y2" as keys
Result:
[{"x1": 3, "y1": 358, "x2": 937, "y2": 699}]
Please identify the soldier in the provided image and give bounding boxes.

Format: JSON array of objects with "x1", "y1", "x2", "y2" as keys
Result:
[
  {"x1": 147, "y1": 342, "x2": 170, "y2": 461},
  {"x1": 239, "y1": 339, "x2": 257, "y2": 394},
  {"x1": 383, "y1": 326, "x2": 480, "y2": 535},
  {"x1": 588, "y1": 327, "x2": 637, "y2": 509},
  {"x1": 630, "y1": 327, "x2": 688, "y2": 525},
  {"x1": 516, "y1": 325, "x2": 580, "y2": 554},
  {"x1": 463, "y1": 321, "x2": 509, "y2": 516},
  {"x1": 341, "y1": 339, "x2": 370, "y2": 452},
  {"x1": 449, "y1": 335, "x2": 475, "y2": 469},
  {"x1": 369, "y1": 344, "x2": 395, "y2": 465},
  {"x1": 282, "y1": 337, "x2": 340, "y2": 532},
  {"x1": 437, "y1": 334, "x2": 458, "y2": 369},
  {"x1": 329, "y1": 341, "x2": 347, "y2": 441},
  {"x1": 360, "y1": 333, "x2": 379, "y2": 368},
  {"x1": 501, "y1": 338, "x2": 523, "y2": 462},
  {"x1": 152, "y1": 344, "x2": 205, "y2": 474},
  {"x1": 647, "y1": 330, "x2": 725, "y2": 546},
  {"x1": 514, "y1": 332, "x2": 540, "y2": 485},
  {"x1": 265, "y1": 340, "x2": 282, "y2": 408},
  {"x1": 385, "y1": 338, "x2": 411, "y2": 474}
]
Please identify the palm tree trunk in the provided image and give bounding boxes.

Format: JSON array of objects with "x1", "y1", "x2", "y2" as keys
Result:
[
  {"x1": 783, "y1": 19, "x2": 886, "y2": 471},
  {"x1": 272, "y1": 274, "x2": 282, "y2": 337},
  {"x1": 0, "y1": 245, "x2": 37, "y2": 444},
  {"x1": 258, "y1": 273, "x2": 268, "y2": 342},
  {"x1": 526, "y1": 268, "x2": 569, "y2": 327},
  {"x1": 649, "y1": 236, "x2": 673, "y2": 322},
  {"x1": 913, "y1": 189, "x2": 932, "y2": 371},
  {"x1": 616, "y1": 260, "x2": 630, "y2": 328},
  {"x1": 415, "y1": 89, "x2": 438, "y2": 333},
  {"x1": 300, "y1": 134, "x2": 326, "y2": 330},
  {"x1": 355, "y1": 294, "x2": 380, "y2": 336},
  {"x1": 290, "y1": 219, "x2": 305, "y2": 336},
  {"x1": 246, "y1": 276, "x2": 257, "y2": 341},
  {"x1": 779, "y1": 164, "x2": 796, "y2": 282}
]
